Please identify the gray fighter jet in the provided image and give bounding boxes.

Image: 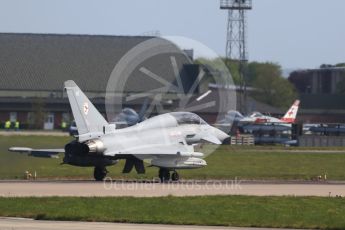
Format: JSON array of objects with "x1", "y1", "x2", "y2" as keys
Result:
[{"x1": 9, "y1": 81, "x2": 228, "y2": 182}]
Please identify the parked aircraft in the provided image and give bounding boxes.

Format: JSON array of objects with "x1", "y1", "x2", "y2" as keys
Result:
[
  {"x1": 218, "y1": 100, "x2": 300, "y2": 127},
  {"x1": 241, "y1": 100, "x2": 300, "y2": 124},
  {"x1": 9, "y1": 81, "x2": 228, "y2": 182},
  {"x1": 111, "y1": 98, "x2": 149, "y2": 127}
]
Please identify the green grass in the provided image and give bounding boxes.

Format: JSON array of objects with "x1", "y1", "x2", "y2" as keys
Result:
[
  {"x1": 1, "y1": 135, "x2": 345, "y2": 180},
  {"x1": 1, "y1": 196, "x2": 345, "y2": 229}
]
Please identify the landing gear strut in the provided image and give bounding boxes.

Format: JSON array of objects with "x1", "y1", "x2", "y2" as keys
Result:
[
  {"x1": 158, "y1": 168, "x2": 179, "y2": 182},
  {"x1": 159, "y1": 168, "x2": 170, "y2": 182},
  {"x1": 94, "y1": 166, "x2": 107, "y2": 181}
]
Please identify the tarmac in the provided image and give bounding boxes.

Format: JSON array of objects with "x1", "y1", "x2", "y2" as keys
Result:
[
  {"x1": 1, "y1": 180, "x2": 344, "y2": 197},
  {"x1": 0, "y1": 217, "x2": 302, "y2": 230}
]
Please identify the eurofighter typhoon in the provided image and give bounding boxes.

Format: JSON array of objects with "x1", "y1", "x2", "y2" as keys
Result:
[{"x1": 9, "y1": 81, "x2": 228, "y2": 182}]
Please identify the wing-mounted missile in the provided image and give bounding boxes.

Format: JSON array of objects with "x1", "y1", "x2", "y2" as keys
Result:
[
  {"x1": 177, "y1": 151, "x2": 204, "y2": 157},
  {"x1": 151, "y1": 157, "x2": 207, "y2": 169}
]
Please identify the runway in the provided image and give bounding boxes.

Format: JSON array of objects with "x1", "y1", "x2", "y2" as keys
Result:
[
  {"x1": 1, "y1": 180, "x2": 345, "y2": 197},
  {"x1": 0, "y1": 217, "x2": 301, "y2": 230}
]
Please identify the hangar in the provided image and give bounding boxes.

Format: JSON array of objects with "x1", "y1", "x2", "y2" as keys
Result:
[
  {"x1": 0, "y1": 33, "x2": 202, "y2": 129},
  {"x1": 289, "y1": 67, "x2": 345, "y2": 123}
]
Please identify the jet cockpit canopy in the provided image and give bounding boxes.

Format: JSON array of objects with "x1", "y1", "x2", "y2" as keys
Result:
[
  {"x1": 170, "y1": 112, "x2": 207, "y2": 125},
  {"x1": 249, "y1": 111, "x2": 264, "y2": 118}
]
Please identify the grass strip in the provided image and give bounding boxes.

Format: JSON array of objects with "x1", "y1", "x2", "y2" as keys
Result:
[
  {"x1": 0, "y1": 196, "x2": 345, "y2": 229},
  {"x1": 1, "y1": 136, "x2": 345, "y2": 180}
]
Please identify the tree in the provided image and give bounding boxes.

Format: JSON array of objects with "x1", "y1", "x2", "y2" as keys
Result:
[
  {"x1": 194, "y1": 58, "x2": 240, "y2": 85},
  {"x1": 223, "y1": 59, "x2": 241, "y2": 85},
  {"x1": 248, "y1": 62, "x2": 297, "y2": 108},
  {"x1": 195, "y1": 58, "x2": 297, "y2": 108},
  {"x1": 29, "y1": 98, "x2": 45, "y2": 129},
  {"x1": 335, "y1": 63, "x2": 345, "y2": 67}
]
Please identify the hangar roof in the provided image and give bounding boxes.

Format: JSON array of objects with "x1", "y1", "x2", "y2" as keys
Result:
[{"x1": 0, "y1": 33, "x2": 192, "y2": 94}]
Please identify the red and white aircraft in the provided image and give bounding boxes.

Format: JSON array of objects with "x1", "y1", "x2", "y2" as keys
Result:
[{"x1": 240, "y1": 100, "x2": 300, "y2": 124}]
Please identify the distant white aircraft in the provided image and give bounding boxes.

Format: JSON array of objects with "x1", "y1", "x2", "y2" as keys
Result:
[
  {"x1": 218, "y1": 100, "x2": 300, "y2": 127},
  {"x1": 240, "y1": 100, "x2": 300, "y2": 124}
]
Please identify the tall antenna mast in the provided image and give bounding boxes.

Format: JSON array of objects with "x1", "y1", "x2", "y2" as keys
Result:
[{"x1": 220, "y1": 0, "x2": 252, "y2": 113}]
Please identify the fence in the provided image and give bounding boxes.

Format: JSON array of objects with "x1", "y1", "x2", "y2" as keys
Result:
[{"x1": 298, "y1": 135, "x2": 345, "y2": 147}]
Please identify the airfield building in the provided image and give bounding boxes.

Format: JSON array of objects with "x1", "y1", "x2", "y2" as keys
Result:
[
  {"x1": 0, "y1": 33, "x2": 203, "y2": 129},
  {"x1": 289, "y1": 67, "x2": 345, "y2": 123},
  {"x1": 0, "y1": 32, "x2": 284, "y2": 130}
]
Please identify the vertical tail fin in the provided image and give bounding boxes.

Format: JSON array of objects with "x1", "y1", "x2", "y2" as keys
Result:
[
  {"x1": 281, "y1": 100, "x2": 300, "y2": 123},
  {"x1": 64, "y1": 80, "x2": 108, "y2": 137}
]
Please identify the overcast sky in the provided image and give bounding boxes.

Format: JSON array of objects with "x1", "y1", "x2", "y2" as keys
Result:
[{"x1": 0, "y1": 0, "x2": 344, "y2": 69}]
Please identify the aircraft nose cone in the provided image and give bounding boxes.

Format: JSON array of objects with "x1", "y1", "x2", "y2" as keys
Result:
[{"x1": 214, "y1": 127, "x2": 229, "y2": 142}]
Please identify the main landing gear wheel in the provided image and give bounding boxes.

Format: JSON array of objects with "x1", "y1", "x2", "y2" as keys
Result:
[
  {"x1": 171, "y1": 171, "x2": 179, "y2": 181},
  {"x1": 158, "y1": 169, "x2": 180, "y2": 182},
  {"x1": 94, "y1": 167, "x2": 107, "y2": 181},
  {"x1": 158, "y1": 168, "x2": 170, "y2": 183}
]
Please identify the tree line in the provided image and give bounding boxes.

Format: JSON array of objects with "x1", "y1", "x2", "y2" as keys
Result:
[{"x1": 196, "y1": 58, "x2": 297, "y2": 109}]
